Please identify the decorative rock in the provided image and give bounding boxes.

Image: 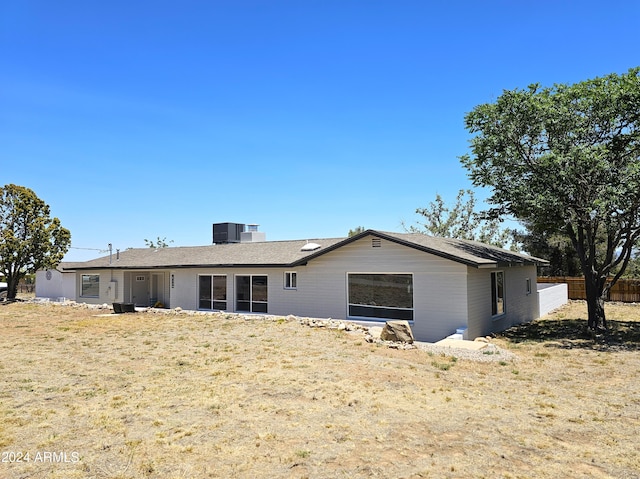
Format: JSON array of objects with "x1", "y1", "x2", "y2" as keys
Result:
[
  {"x1": 368, "y1": 326, "x2": 383, "y2": 340},
  {"x1": 380, "y1": 320, "x2": 414, "y2": 344}
]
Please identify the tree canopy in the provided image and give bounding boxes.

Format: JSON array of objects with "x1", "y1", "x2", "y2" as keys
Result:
[
  {"x1": 144, "y1": 236, "x2": 173, "y2": 249},
  {"x1": 0, "y1": 184, "x2": 71, "y2": 300},
  {"x1": 511, "y1": 222, "x2": 581, "y2": 277},
  {"x1": 348, "y1": 226, "x2": 365, "y2": 237},
  {"x1": 460, "y1": 67, "x2": 640, "y2": 330},
  {"x1": 405, "y1": 189, "x2": 512, "y2": 248}
]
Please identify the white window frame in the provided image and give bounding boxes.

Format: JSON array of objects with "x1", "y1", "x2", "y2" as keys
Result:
[
  {"x1": 235, "y1": 274, "x2": 268, "y2": 313},
  {"x1": 526, "y1": 277, "x2": 532, "y2": 295},
  {"x1": 198, "y1": 274, "x2": 227, "y2": 311},
  {"x1": 284, "y1": 271, "x2": 297, "y2": 290},
  {"x1": 491, "y1": 271, "x2": 506, "y2": 317}
]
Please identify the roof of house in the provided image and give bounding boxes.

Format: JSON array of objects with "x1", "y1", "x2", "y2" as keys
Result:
[{"x1": 61, "y1": 229, "x2": 547, "y2": 271}]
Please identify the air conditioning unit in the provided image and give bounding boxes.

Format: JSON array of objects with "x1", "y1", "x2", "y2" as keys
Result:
[{"x1": 212, "y1": 223, "x2": 245, "y2": 244}]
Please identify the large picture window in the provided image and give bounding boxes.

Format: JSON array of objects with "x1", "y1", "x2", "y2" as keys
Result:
[
  {"x1": 348, "y1": 273, "x2": 413, "y2": 321},
  {"x1": 491, "y1": 271, "x2": 505, "y2": 316},
  {"x1": 236, "y1": 275, "x2": 268, "y2": 313},
  {"x1": 81, "y1": 274, "x2": 100, "y2": 298},
  {"x1": 199, "y1": 275, "x2": 227, "y2": 310}
]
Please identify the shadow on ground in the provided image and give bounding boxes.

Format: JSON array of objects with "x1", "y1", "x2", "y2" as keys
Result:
[{"x1": 498, "y1": 319, "x2": 640, "y2": 351}]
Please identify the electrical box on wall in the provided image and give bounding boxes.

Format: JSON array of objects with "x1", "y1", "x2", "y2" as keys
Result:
[{"x1": 108, "y1": 281, "x2": 117, "y2": 300}]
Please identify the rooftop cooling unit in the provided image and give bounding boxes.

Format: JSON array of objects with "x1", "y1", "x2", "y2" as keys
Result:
[{"x1": 213, "y1": 222, "x2": 245, "y2": 244}]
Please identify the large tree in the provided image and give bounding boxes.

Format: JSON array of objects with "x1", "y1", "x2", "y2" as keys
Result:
[
  {"x1": 461, "y1": 68, "x2": 640, "y2": 331},
  {"x1": 511, "y1": 222, "x2": 581, "y2": 277},
  {"x1": 0, "y1": 184, "x2": 71, "y2": 300}
]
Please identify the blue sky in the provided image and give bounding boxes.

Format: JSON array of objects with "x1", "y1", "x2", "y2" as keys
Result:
[{"x1": 1, "y1": 1, "x2": 638, "y2": 261}]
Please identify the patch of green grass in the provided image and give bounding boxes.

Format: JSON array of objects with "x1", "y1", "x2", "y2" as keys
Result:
[{"x1": 431, "y1": 361, "x2": 453, "y2": 371}]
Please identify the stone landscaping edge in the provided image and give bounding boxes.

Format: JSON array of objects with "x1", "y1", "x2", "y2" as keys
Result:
[{"x1": 28, "y1": 298, "x2": 518, "y2": 363}]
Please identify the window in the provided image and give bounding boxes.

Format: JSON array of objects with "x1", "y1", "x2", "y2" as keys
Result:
[
  {"x1": 491, "y1": 271, "x2": 505, "y2": 316},
  {"x1": 236, "y1": 275, "x2": 268, "y2": 313},
  {"x1": 526, "y1": 278, "x2": 532, "y2": 295},
  {"x1": 81, "y1": 274, "x2": 100, "y2": 298},
  {"x1": 347, "y1": 273, "x2": 413, "y2": 321},
  {"x1": 284, "y1": 271, "x2": 297, "y2": 289},
  {"x1": 198, "y1": 275, "x2": 227, "y2": 310}
]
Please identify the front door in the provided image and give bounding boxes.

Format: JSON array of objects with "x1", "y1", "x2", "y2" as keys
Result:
[
  {"x1": 132, "y1": 274, "x2": 149, "y2": 306},
  {"x1": 150, "y1": 273, "x2": 165, "y2": 307}
]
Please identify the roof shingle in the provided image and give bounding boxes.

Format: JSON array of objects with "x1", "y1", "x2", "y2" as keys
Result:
[{"x1": 61, "y1": 230, "x2": 546, "y2": 271}]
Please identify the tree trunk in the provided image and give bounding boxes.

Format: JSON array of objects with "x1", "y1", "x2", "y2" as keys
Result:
[
  {"x1": 584, "y1": 272, "x2": 607, "y2": 331},
  {"x1": 7, "y1": 275, "x2": 20, "y2": 301}
]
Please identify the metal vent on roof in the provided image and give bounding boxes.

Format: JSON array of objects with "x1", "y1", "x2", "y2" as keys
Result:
[
  {"x1": 372, "y1": 238, "x2": 382, "y2": 248},
  {"x1": 301, "y1": 242, "x2": 321, "y2": 252}
]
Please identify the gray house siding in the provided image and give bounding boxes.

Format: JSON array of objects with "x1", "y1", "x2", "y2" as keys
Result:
[
  {"x1": 75, "y1": 269, "x2": 125, "y2": 305},
  {"x1": 467, "y1": 265, "x2": 539, "y2": 338},
  {"x1": 61, "y1": 230, "x2": 546, "y2": 342},
  {"x1": 284, "y1": 236, "x2": 470, "y2": 342},
  {"x1": 465, "y1": 267, "x2": 488, "y2": 340},
  {"x1": 174, "y1": 267, "x2": 306, "y2": 314},
  {"x1": 74, "y1": 269, "x2": 174, "y2": 308},
  {"x1": 503, "y1": 265, "x2": 539, "y2": 326},
  {"x1": 166, "y1": 237, "x2": 471, "y2": 342}
]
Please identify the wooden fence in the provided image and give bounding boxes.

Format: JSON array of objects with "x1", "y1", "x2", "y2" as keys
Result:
[{"x1": 537, "y1": 277, "x2": 640, "y2": 303}]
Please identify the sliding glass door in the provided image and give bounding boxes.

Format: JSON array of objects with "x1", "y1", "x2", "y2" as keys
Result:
[{"x1": 236, "y1": 275, "x2": 268, "y2": 313}]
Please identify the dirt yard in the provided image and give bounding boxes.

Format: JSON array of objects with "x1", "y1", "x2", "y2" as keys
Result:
[{"x1": 0, "y1": 300, "x2": 639, "y2": 478}]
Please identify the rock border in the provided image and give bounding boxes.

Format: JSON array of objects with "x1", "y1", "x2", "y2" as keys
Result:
[{"x1": 28, "y1": 299, "x2": 517, "y2": 362}]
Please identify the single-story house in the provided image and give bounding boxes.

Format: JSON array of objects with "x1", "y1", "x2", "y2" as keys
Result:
[{"x1": 42, "y1": 228, "x2": 551, "y2": 342}]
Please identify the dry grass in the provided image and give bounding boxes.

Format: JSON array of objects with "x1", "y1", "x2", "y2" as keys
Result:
[{"x1": 0, "y1": 300, "x2": 639, "y2": 479}]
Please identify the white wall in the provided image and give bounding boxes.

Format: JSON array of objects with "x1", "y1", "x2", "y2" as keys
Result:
[
  {"x1": 35, "y1": 270, "x2": 76, "y2": 300},
  {"x1": 537, "y1": 283, "x2": 568, "y2": 317}
]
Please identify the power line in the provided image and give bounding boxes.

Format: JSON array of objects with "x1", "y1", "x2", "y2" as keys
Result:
[{"x1": 69, "y1": 246, "x2": 110, "y2": 253}]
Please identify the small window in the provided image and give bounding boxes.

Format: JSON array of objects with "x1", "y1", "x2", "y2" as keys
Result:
[
  {"x1": 526, "y1": 278, "x2": 532, "y2": 295},
  {"x1": 491, "y1": 271, "x2": 505, "y2": 316},
  {"x1": 81, "y1": 274, "x2": 100, "y2": 298},
  {"x1": 284, "y1": 272, "x2": 297, "y2": 289},
  {"x1": 136, "y1": 275, "x2": 145, "y2": 282}
]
